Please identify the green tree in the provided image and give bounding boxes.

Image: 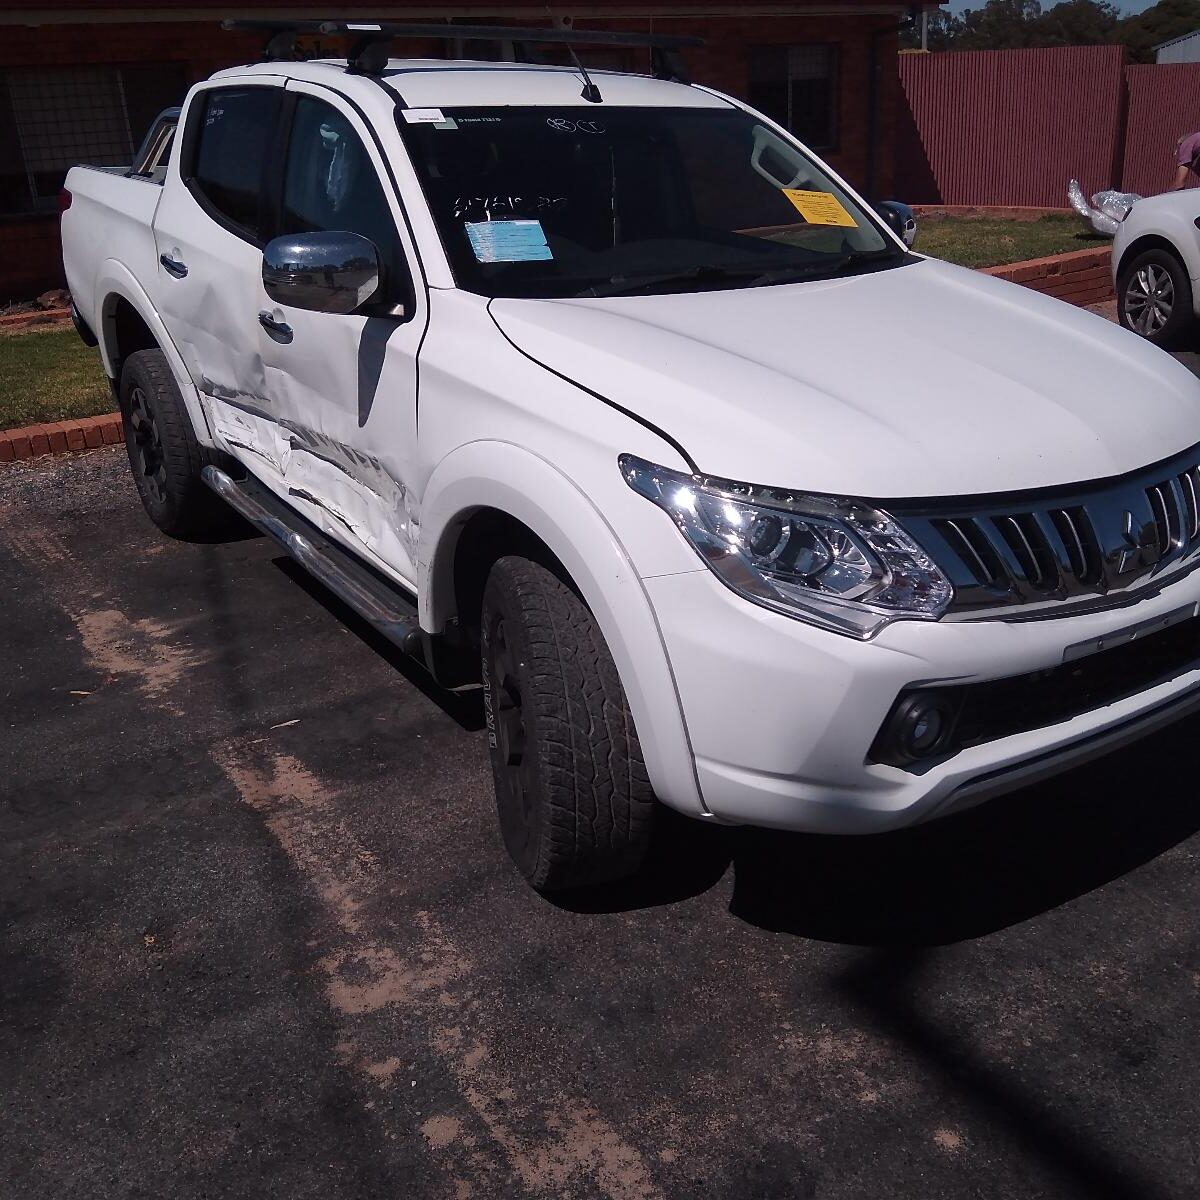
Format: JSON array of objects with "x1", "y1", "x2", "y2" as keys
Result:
[
  {"x1": 1034, "y1": 0, "x2": 1121, "y2": 46},
  {"x1": 954, "y1": 0, "x2": 1044, "y2": 50},
  {"x1": 901, "y1": 0, "x2": 1125, "y2": 52},
  {"x1": 1116, "y1": 0, "x2": 1200, "y2": 63}
]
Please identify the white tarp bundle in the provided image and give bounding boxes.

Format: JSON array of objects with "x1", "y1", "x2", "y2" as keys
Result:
[{"x1": 1067, "y1": 179, "x2": 1141, "y2": 238}]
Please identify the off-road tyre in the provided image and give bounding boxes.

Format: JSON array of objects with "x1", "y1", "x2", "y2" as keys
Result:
[
  {"x1": 119, "y1": 349, "x2": 225, "y2": 538},
  {"x1": 481, "y1": 556, "x2": 655, "y2": 891},
  {"x1": 1118, "y1": 248, "x2": 1197, "y2": 349}
]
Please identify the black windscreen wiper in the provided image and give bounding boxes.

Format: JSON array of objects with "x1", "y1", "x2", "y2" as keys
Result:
[
  {"x1": 576, "y1": 249, "x2": 904, "y2": 298},
  {"x1": 577, "y1": 265, "x2": 774, "y2": 298},
  {"x1": 747, "y1": 247, "x2": 907, "y2": 287}
]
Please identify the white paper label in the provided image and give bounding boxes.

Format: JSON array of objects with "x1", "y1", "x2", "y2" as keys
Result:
[{"x1": 402, "y1": 108, "x2": 447, "y2": 124}]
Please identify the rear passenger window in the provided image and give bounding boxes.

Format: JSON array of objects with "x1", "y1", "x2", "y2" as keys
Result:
[{"x1": 189, "y1": 87, "x2": 280, "y2": 240}]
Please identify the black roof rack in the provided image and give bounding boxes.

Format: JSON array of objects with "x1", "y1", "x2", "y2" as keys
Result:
[{"x1": 221, "y1": 19, "x2": 702, "y2": 86}]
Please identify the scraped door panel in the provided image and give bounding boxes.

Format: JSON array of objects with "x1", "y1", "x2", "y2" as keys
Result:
[{"x1": 253, "y1": 85, "x2": 426, "y2": 586}]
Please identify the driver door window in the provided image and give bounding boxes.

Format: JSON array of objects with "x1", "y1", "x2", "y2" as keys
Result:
[{"x1": 280, "y1": 95, "x2": 409, "y2": 304}]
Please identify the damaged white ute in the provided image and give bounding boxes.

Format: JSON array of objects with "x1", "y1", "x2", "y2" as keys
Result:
[{"x1": 62, "y1": 21, "x2": 1200, "y2": 891}]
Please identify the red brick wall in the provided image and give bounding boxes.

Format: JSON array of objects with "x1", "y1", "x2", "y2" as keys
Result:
[
  {"x1": 1, "y1": 13, "x2": 899, "y2": 303},
  {"x1": 981, "y1": 246, "x2": 1113, "y2": 308}
]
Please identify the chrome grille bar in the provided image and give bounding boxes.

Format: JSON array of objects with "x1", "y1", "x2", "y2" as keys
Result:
[{"x1": 891, "y1": 443, "x2": 1200, "y2": 616}]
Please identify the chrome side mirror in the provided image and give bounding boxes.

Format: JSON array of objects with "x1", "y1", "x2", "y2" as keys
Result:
[{"x1": 262, "y1": 231, "x2": 382, "y2": 315}]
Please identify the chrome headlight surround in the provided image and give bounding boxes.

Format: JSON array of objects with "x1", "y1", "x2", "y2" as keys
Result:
[{"x1": 620, "y1": 455, "x2": 953, "y2": 640}]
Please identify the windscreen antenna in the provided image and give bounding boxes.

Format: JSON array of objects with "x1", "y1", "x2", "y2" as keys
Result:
[{"x1": 566, "y1": 43, "x2": 603, "y2": 103}]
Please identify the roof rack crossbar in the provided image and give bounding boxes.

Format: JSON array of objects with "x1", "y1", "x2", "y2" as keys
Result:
[{"x1": 221, "y1": 19, "x2": 703, "y2": 82}]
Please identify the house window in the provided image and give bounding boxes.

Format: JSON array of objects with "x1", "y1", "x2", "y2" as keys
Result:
[
  {"x1": 747, "y1": 45, "x2": 839, "y2": 152},
  {"x1": 0, "y1": 65, "x2": 186, "y2": 216}
]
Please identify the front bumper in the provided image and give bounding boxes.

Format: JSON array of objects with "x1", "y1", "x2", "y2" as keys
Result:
[{"x1": 643, "y1": 565, "x2": 1200, "y2": 833}]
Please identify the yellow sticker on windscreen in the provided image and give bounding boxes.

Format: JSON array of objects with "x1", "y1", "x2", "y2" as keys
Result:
[{"x1": 781, "y1": 189, "x2": 858, "y2": 228}]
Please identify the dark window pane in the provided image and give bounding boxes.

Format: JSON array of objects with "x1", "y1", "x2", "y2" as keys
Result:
[
  {"x1": 0, "y1": 63, "x2": 188, "y2": 215},
  {"x1": 747, "y1": 44, "x2": 838, "y2": 151},
  {"x1": 2, "y1": 66, "x2": 133, "y2": 213},
  {"x1": 122, "y1": 64, "x2": 187, "y2": 149},
  {"x1": 0, "y1": 72, "x2": 28, "y2": 214},
  {"x1": 747, "y1": 46, "x2": 789, "y2": 129},
  {"x1": 789, "y1": 46, "x2": 838, "y2": 149},
  {"x1": 191, "y1": 87, "x2": 279, "y2": 238},
  {"x1": 281, "y1": 95, "x2": 406, "y2": 294}
]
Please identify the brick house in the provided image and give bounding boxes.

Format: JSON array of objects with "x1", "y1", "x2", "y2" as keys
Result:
[{"x1": 0, "y1": 0, "x2": 929, "y2": 303}]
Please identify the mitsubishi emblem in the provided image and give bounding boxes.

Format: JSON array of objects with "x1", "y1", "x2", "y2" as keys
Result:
[{"x1": 1115, "y1": 510, "x2": 1158, "y2": 574}]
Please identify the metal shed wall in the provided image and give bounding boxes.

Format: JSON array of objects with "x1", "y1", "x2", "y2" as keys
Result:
[
  {"x1": 1156, "y1": 30, "x2": 1200, "y2": 65},
  {"x1": 896, "y1": 45, "x2": 1126, "y2": 205},
  {"x1": 1122, "y1": 63, "x2": 1200, "y2": 195}
]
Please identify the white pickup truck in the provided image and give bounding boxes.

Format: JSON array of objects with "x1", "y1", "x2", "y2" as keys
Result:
[{"x1": 63, "y1": 20, "x2": 1200, "y2": 892}]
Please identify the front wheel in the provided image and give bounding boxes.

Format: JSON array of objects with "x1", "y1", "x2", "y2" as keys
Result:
[
  {"x1": 1118, "y1": 248, "x2": 1196, "y2": 349},
  {"x1": 480, "y1": 556, "x2": 655, "y2": 891}
]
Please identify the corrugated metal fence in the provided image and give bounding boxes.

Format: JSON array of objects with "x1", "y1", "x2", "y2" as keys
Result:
[
  {"x1": 896, "y1": 46, "x2": 1127, "y2": 205},
  {"x1": 1122, "y1": 64, "x2": 1200, "y2": 195},
  {"x1": 896, "y1": 46, "x2": 1200, "y2": 205}
]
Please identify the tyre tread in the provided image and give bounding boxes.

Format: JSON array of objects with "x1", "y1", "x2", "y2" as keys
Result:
[
  {"x1": 120, "y1": 349, "x2": 225, "y2": 538},
  {"x1": 483, "y1": 556, "x2": 654, "y2": 890}
]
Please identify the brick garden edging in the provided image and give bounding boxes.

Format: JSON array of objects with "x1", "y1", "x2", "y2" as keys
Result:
[
  {"x1": 980, "y1": 245, "x2": 1114, "y2": 307},
  {"x1": 0, "y1": 413, "x2": 122, "y2": 463},
  {"x1": 0, "y1": 247, "x2": 1117, "y2": 465},
  {"x1": 0, "y1": 306, "x2": 71, "y2": 333}
]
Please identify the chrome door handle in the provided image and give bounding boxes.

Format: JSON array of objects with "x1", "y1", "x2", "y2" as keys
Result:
[
  {"x1": 159, "y1": 253, "x2": 188, "y2": 278},
  {"x1": 258, "y1": 311, "x2": 293, "y2": 342}
]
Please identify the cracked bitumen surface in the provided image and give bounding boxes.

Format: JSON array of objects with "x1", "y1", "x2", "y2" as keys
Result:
[{"x1": 3, "y1": 444, "x2": 1200, "y2": 1200}]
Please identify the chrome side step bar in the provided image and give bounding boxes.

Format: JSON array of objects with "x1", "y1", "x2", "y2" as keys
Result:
[{"x1": 202, "y1": 464, "x2": 424, "y2": 656}]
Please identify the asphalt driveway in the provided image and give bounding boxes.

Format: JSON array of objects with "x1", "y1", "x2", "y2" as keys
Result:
[{"x1": 3, "y1": 444, "x2": 1200, "y2": 1200}]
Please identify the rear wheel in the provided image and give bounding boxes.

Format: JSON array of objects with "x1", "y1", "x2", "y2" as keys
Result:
[
  {"x1": 1118, "y1": 248, "x2": 1196, "y2": 349},
  {"x1": 481, "y1": 556, "x2": 655, "y2": 891},
  {"x1": 119, "y1": 349, "x2": 226, "y2": 538}
]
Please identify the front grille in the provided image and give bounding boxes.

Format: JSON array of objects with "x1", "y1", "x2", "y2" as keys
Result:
[
  {"x1": 893, "y1": 445, "x2": 1200, "y2": 614},
  {"x1": 872, "y1": 614, "x2": 1200, "y2": 768},
  {"x1": 954, "y1": 615, "x2": 1200, "y2": 749}
]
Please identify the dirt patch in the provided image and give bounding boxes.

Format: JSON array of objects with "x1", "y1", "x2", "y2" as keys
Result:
[{"x1": 212, "y1": 740, "x2": 663, "y2": 1200}]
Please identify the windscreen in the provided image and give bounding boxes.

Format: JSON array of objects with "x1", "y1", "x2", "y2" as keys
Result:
[{"x1": 397, "y1": 106, "x2": 899, "y2": 298}]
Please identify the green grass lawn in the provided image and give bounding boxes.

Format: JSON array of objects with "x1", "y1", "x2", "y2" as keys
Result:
[
  {"x1": 0, "y1": 327, "x2": 114, "y2": 431},
  {"x1": 917, "y1": 214, "x2": 1102, "y2": 270}
]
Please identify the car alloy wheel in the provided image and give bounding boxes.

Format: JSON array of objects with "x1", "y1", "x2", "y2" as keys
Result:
[
  {"x1": 1124, "y1": 263, "x2": 1175, "y2": 335},
  {"x1": 127, "y1": 385, "x2": 168, "y2": 506},
  {"x1": 489, "y1": 616, "x2": 537, "y2": 843}
]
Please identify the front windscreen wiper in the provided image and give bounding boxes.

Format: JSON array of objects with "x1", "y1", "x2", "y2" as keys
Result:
[
  {"x1": 577, "y1": 264, "x2": 779, "y2": 298},
  {"x1": 576, "y1": 249, "x2": 905, "y2": 298}
]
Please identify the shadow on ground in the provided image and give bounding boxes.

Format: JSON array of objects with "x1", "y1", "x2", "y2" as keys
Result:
[
  {"x1": 556, "y1": 713, "x2": 1200, "y2": 946},
  {"x1": 271, "y1": 554, "x2": 486, "y2": 731},
  {"x1": 833, "y1": 947, "x2": 1177, "y2": 1200}
]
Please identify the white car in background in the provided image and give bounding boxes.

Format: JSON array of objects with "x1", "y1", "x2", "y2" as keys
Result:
[{"x1": 1113, "y1": 190, "x2": 1200, "y2": 346}]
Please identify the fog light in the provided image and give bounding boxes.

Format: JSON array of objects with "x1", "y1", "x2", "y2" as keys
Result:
[{"x1": 871, "y1": 691, "x2": 961, "y2": 766}]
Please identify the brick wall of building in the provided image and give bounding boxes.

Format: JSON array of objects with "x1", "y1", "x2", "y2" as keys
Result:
[{"x1": 0, "y1": 13, "x2": 899, "y2": 302}]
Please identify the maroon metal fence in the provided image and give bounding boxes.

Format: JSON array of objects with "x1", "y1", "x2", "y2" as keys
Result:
[
  {"x1": 896, "y1": 46, "x2": 1127, "y2": 205},
  {"x1": 1122, "y1": 64, "x2": 1200, "y2": 197}
]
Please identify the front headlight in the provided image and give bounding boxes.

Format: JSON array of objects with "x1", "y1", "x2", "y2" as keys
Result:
[{"x1": 620, "y1": 455, "x2": 952, "y2": 639}]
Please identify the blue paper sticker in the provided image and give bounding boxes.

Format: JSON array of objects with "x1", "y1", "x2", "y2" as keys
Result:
[{"x1": 465, "y1": 220, "x2": 553, "y2": 263}]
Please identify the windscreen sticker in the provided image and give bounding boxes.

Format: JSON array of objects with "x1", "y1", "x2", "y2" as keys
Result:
[
  {"x1": 545, "y1": 118, "x2": 606, "y2": 134},
  {"x1": 403, "y1": 108, "x2": 448, "y2": 123},
  {"x1": 781, "y1": 189, "x2": 858, "y2": 228},
  {"x1": 465, "y1": 220, "x2": 553, "y2": 263}
]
